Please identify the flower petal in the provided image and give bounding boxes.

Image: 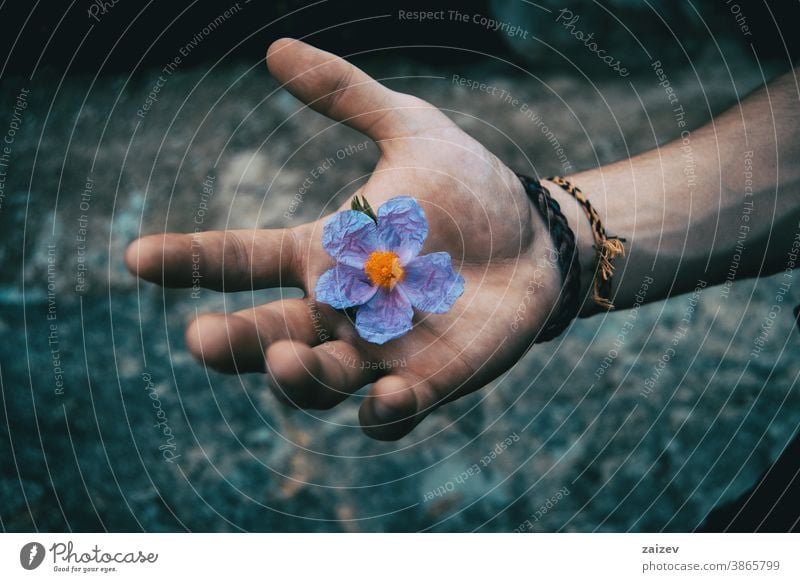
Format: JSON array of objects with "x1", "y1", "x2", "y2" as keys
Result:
[
  {"x1": 355, "y1": 289, "x2": 413, "y2": 344},
  {"x1": 399, "y1": 252, "x2": 464, "y2": 314},
  {"x1": 322, "y1": 210, "x2": 379, "y2": 268},
  {"x1": 376, "y1": 196, "x2": 428, "y2": 264},
  {"x1": 315, "y1": 264, "x2": 377, "y2": 309}
]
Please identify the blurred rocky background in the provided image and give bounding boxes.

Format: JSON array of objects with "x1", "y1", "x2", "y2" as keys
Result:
[{"x1": 1, "y1": 0, "x2": 798, "y2": 532}]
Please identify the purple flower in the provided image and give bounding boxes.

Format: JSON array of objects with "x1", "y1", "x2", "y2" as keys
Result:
[{"x1": 315, "y1": 196, "x2": 465, "y2": 344}]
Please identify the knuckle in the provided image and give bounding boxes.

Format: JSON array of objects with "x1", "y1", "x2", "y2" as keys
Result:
[
  {"x1": 221, "y1": 232, "x2": 252, "y2": 290},
  {"x1": 324, "y1": 66, "x2": 356, "y2": 115}
]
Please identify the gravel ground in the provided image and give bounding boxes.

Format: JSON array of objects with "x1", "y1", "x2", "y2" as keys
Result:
[{"x1": 1, "y1": 37, "x2": 798, "y2": 532}]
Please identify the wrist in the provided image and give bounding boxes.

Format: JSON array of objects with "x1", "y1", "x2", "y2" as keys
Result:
[
  {"x1": 517, "y1": 174, "x2": 582, "y2": 341},
  {"x1": 541, "y1": 177, "x2": 605, "y2": 318}
]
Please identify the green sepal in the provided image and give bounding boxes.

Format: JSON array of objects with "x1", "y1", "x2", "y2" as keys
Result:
[{"x1": 351, "y1": 195, "x2": 378, "y2": 223}]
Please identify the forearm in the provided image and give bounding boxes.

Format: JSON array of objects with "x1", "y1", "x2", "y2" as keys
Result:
[{"x1": 545, "y1": 68, "x2": 800, "y2": 316}]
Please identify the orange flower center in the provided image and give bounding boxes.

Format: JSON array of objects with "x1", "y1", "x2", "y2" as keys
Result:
[{"x1": 364, "y1": 250, "x2": 405, "y2": 290}]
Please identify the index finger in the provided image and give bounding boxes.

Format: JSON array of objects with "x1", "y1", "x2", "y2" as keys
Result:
[{"x1": 124, "y1": 228, "x2": 302, "y2": 291}]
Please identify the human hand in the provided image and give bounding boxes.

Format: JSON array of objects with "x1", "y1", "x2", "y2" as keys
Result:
[{"x1": 125, "y1": 38, "x2": 563, "y2": 440}]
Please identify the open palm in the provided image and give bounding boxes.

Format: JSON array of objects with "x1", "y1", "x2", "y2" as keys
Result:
[{"x1": 126, "y1": 39, "x2": 562, "y2": 440}]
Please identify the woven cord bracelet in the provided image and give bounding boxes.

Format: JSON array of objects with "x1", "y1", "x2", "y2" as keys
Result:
[
  {"x1": 548, "y1": 176, "x2": 626, "y2": 310},
  {"x1": 516, "y1": 174, "x2": 581, "y2": 343}
]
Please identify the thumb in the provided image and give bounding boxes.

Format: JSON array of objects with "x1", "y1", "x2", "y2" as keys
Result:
[{"x1": 266, "y1": 38, "x2": 435, "y2": 142}]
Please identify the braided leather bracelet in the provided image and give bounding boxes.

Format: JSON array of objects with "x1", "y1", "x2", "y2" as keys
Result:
[{"x1": 516, "y1": 174, "x2": 581, "y2": 343}]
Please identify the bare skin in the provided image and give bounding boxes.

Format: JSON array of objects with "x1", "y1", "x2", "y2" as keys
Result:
[
  {"x1": 126, "y1": 39, "x2": 561, "y2": 440},
  {"x1": 126, "y1": 39, "x2": 800, "y2": 440},
  {"x1": 544, "y1": 67, "x2": 800, "y2": 315}
]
